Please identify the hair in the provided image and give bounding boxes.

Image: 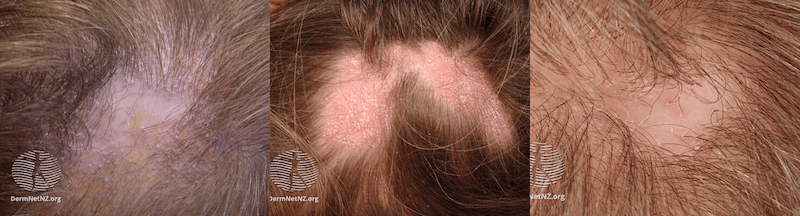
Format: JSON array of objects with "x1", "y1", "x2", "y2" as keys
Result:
[
  {"x1": 1, "y1": 0, "x2": 270, "y2": 215},
  {"x1": 532, "y1": 0, "x2": 800, "y2": 215},
  {"x1": 270, "y1": 0, "x2": 530, "y2": 215}
]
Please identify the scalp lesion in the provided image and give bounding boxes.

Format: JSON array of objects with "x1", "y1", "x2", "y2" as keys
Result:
[
  {"x1": 316, "y1": 42, "x2": 513, "y2": 149},
  {"x1": 532, "y1": 0, "x2": 747, "y2": 155},
  {"x1": 271, "y1": 0, "x2": 530, "y2": 214},
  {"x1": 532, "y1": 0, "x2": 800, "y2": 215},
  {"x1": 2, "y1": 0, "x2": 270, "y2": 215}
]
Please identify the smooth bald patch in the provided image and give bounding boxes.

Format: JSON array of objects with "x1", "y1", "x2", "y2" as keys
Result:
[
  {"x1": 316, "y1": 42, "x2": 512, "y2": 148},
  {"x1": 79, "y1": 74, "x2": 191, "y2": 172},
  {"x1": 602, "y1": 76, "x2": 731, "y2": 154}
]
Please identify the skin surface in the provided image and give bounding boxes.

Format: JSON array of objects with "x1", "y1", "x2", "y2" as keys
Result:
[
  {"x1": 531, "y1": 0, "x2": 800, "y2": 215},
  {"x1": 270, "y1": 0, "x2": 288, "y2": 12},
  {"x1": 270, "y1": 0, "x2": 529, "y2": 214},
  {"x1": 1, "y1": 0, "x2": 270, "y2": 215},
  {"x1": 78, "y1": 73, "x2": 192, "y2": 172},
  {"x1": 318, "y1": 42, "x2": 511, "y2": 148},
  {"x1": 14, "y1": 0, "x2": 798, "y2": 215},
  {"x1": 541, "y1": 39, "x2": 735, "y2": 155}
]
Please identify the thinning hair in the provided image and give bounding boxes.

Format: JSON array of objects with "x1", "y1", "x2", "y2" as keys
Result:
[
  {"x1": 532, "y1": 0, "x2": 800, "y2": 215},
  {"x1": 1, "y1": 0, "x2": 270, "y2": 215},
  {"x1": 270, "y1": 0, "x2": 530, "y2": 215}
]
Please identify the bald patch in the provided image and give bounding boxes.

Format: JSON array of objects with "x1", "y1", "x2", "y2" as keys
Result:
[{"x1": 315, "y1": 42, "x2": 512, "y2": 148}]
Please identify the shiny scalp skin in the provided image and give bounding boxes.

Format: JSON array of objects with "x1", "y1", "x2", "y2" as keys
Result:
[
  {"x1": 532, "y1": 0, "x2": 800, "y2": 215},
  {"x1": 271, "y1": 0, "x2": 529, "y2": 215},
  {"x1": 1, "y1": 0, "x2": 270, "y2": 215}
]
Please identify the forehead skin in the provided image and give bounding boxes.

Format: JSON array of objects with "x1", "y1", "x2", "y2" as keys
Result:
[{"x1": 316, "y1": 42, "x2": 512, "y2": 148}]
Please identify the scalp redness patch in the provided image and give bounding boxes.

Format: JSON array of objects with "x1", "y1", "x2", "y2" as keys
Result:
[{"x1": 316, "y1": 42, "x2": 511, "y2": 148}]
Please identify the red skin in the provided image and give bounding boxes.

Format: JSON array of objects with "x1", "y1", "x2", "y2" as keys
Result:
[{"x1": 315, "y1": 42, "x2": 512, "y2": 149}]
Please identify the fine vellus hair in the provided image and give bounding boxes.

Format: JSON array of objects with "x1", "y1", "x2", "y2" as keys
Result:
[{"x1": 531, "y1": 0, "x2": 800, "y2": 215}]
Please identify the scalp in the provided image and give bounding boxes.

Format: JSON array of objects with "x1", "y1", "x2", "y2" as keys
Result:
[
  {"x1": 270, "y1": 0, "x2": 530, "y2": 214},
  {"x1": 315, "y1": 42, "x2": 512, "y2": 149},
  {"x1": 531, "y1": 0, "x2": 800, "y2": 215},
  {"x1": 531, "y1": 0, "x2": 743, "y2": 154},
  {"x1": 1, "y1": 0, "x2": 270, "y2": 215}
]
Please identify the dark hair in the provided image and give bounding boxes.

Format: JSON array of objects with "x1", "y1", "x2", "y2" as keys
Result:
[{"x1": 270, "y1": 0, "x2": 530, "y2": 215}]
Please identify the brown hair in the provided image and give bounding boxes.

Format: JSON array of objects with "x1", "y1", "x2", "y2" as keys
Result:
[
  {"x1": 270, "y1": 0, "x2": 529, "y2": 215},
  {"x1": 532, "y1": 0, "x2": 800, "y2": 215},
  {"x1": 1, "y1": 0, "x2": 270, "y2": 215}
]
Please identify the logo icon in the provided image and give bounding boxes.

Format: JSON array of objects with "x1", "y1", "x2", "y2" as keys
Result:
[
  {"x1": 530, "y1": 142, "x2": 565, "y2": 188},
  {"x1": 12, "y1": 150, "x2": 62, "y2": 192},
  {"x1": 270, "y1": 150, "x2": 319, "y2": 192}
]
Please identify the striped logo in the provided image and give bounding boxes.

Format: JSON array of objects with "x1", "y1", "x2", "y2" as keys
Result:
[
  {"x1": 11, "y1": 150, "x2": 62, "y2": 192},
  {"x1": 270, "y1": 150, "x2": 319, "y2": 192},
  {"x1": 530, "y1": 142, "x2": 565, "y2": 188}
]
